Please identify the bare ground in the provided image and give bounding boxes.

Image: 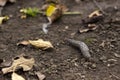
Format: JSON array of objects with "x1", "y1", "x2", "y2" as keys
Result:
[{"x1": 0, "y1": 0, "x2": 120, "y2": 80}]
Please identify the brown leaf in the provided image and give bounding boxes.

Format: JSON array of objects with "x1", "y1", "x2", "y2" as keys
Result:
[
  {"x1": 29, "y1": 39, "x2": 53, "y2": 50},
  {"x1": 2, "y1": 56, "x2": 35, "y2": 74},
  {"x1": 12, "y1": 72, "x2": 25, "y2": 80}
]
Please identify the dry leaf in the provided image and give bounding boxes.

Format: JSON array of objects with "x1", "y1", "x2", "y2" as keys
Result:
[
  {"x1": 12, "y1": 72, "x2": 25, "y2": 80},
  {"x1": 17, "y1": 41, "x2": 30, "y2": 46},
  {"x1": 79, "y1": 28, "x2": 89, "y2": 33},
  {"x1": 88, "y1": 24, "x2": 98, "y2": 30},
  {"x1": 0, "y1": 16, "x2": 9, "y2": 24},
  {"x1": 89, "y1": 10, "x2": 102, "y2": 18},
  {"x1": 2, "y1": 56, "x2": 35, "y2": 74},
  {"x1": 35, "y1": 71, "x2": 45, "y2": 80},
  {"x1": 29, "y1": 39, "x2": 53, "y2": 50},
  {"x1": 79, "y1": 24, "x2": 98, "y2": 33}
]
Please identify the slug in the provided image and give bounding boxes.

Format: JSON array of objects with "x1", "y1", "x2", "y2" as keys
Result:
[{"x1": 66, "y1": 39, "x2": 91, "y2": 59}]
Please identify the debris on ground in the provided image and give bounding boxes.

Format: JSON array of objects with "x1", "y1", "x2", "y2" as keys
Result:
[
  {"x1": 114, "y1": 53, "x2": 120, "y2": 58},
  {"x1": 0, "y1": 55, "x2": 45, "y2": 80},
  {"x1": 2, "y1": 55, "x2": 35, "y2": 74},
  {"x1": 0, "y1": 16, "x2": 9, "y2": 24},
  {"x1": 41, "y1": 0, "x2": 68, "y2": 34},
  {"x1": 17, "y1": 39, "x2": 53, "y2": 50},
  {"x1": 20, "y1": 7, "x2": 41, "y2": 18},
  {"x1": 12, "y1": 72, "x2": 25, "y2": 80},
  {"x1": 35, "y1": 71, "x2": 46, "y2": 80},
  {"x1": 79, "y1": 24, "x2": 98, "y2": 33},
  {"x1": 79, "y1": 10, "x2": 104, "y2": 33},
  {"x1": 0, "y1": 0, "x2": 16, "y2": 6},
  {"x1": 66, "y1": 39, "x2": 91, "y2": 60}
]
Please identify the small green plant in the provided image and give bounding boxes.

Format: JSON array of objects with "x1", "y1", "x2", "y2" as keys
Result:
[
  {"x1": 84, "y1": 38, "x2": 95, "y2": 44},
  {"x1": 20, "y1": 7, "x2": 40, "y2": 17}
]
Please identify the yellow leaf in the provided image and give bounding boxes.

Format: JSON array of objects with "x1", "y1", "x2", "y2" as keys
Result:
[
  {"x1": 0, "y1": 16, "x2": 9, "y2": 25},
  {"x1": 29, "y1": 39, "x2": 53, "y2": 50},
  {"x1": 0, "y1": 17, "x2": 6, "y2": 24},
  {"x1": 46, "y1": 4, "x2": 57, "y2": 17},
  {"x1": 12, "y1": 73, "x2": 25, "y2": 80}
]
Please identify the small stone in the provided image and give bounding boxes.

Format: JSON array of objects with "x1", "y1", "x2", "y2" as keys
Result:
[
  {"x1": 65, "y1": 26, "x2": 69, "y2": 29},
  {"x1": 91, "y1": 63, "x2": 97, "y2": 69},
  {"x1": 100, "y1": 56, "x2": 107, "y2": 63}
]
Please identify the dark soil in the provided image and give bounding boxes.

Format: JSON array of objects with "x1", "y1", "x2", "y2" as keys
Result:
[{"x1": 0, "y1": 0, "x2": 120, "y2": 80}]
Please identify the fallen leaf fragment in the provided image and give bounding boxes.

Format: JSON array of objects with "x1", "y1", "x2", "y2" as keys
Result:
[
  {"x1": 2, "y1": 56, "x2": 35, "y2": 74},
  {"x1": 17, "y1": 41, "x2": 30, "y2": 46},
  {"x1": 17, "y1": 39, "x2": 53, "y2": 50},
  {"x1": 12, "y1": 72, "x2": 25, "y2": 80},
  {"x1": 89, "y1": 10, "x2": 102, "y2": 18},
  {"x1": 29, "y1": 39, "x2": 53, "y2": 50},
  {"x1": 79, "y1": 24, "x2": 98, "y2": 33},
  {"x1": 99, "y1": 40, "x2": 105, "y2": 47},
  {"x1": 79, "y1": 28, "x2": 89, "y2": 33},
  {"x1": 0, "y1": 16, "x2": 9, "y2": 24},
  {"x1": 35, "y1": 71, "x2": 45, "y2": 80}
]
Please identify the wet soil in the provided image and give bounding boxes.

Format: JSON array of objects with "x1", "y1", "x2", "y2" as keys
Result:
[{"x1": 0, "y1": 0, "x2": 120, "y2": 80}]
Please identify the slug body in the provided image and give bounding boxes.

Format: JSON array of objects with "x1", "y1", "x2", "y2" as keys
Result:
[{"x1": 67, "y1": 39, "x2": 91, "y2": 59}]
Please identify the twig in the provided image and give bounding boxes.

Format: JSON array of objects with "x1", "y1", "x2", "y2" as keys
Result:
[
  {"x1": 38, "y1": 11, "x2": 81, "y2": 15},
  {"x1": 110, "y1": 73, "x2": 120, "y2": 80},
  {"x1": 63, "y1": 12, "x2": 81, "y2": 15}
]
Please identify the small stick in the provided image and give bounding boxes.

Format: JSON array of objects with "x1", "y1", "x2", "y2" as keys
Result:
[
  {"x1": 63, "y1": 12, "x2": 81, "y2": 15},
  {"x1": 110, "y1": 73, "x2": 120, "y2": 80},
  {"x1": 38, "y1": 11, "x2": 81, "y2": 15}
]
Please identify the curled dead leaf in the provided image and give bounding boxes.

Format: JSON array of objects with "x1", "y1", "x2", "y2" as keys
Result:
[
  {"x1": 2, "y1": 56, "x2": 35, "y2": 74},
  {"x1": 89, "y1": 10, "x2": 102, "y2": 18},
  {"x1": 12, "y1": 72, "x2": 25, "y2": 80},
  {"x1": 29, "y1": 39, "x2": 53, "y2": 50}
]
